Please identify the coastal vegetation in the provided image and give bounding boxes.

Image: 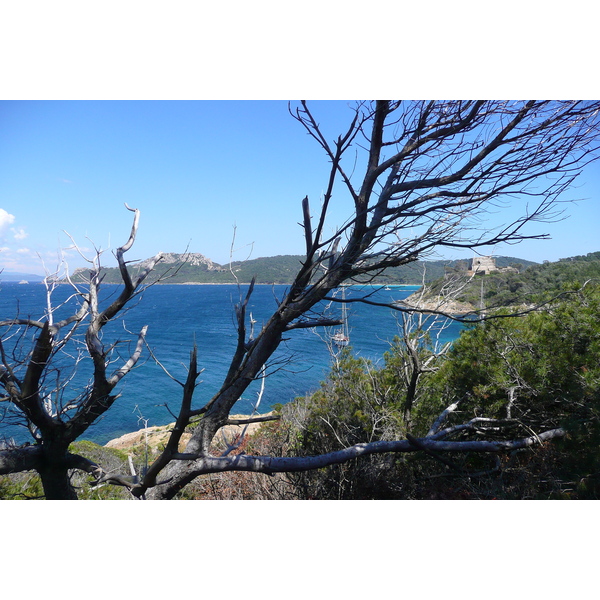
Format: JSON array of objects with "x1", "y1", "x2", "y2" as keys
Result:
[
  {"x1": 155, "y1": 265, "x2": 600, "y2": 500},
  {"x1": 261, "y1": 281, "x2": 600, "y2": 499},
  {"x1": 2, "y1": 100, "x2": 600, "y2": 500}
]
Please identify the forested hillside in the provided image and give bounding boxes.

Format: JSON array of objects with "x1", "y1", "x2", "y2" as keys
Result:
[{"x1": 418, "y1": 251, "x2": 600, "y2": 309}]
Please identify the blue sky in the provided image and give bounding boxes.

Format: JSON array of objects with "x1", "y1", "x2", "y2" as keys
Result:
[{"x1": 1, "y1": 100, "x2": 599, "y2": 276}]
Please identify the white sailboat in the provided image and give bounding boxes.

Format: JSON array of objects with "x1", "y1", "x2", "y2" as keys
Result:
[{"x1": 332, "y1": 287, "x2": 350, "y2": 347}]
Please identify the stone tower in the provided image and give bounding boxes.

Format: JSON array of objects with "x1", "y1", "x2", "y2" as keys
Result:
[{"x1": 469, "y1": 256, "x2": 497, "y2": 275}]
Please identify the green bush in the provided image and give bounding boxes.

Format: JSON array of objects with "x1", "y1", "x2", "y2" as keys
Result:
[{"x1": 418, "y1": 284, "x2": 600, "y2": 498}]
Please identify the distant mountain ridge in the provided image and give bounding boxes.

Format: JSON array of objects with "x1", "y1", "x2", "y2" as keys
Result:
[
  {"x1": 0, "y1": 271, "x2": 45, "y2": 282},
  {"x1": 68, "y1": 252, "x2": 539, "y2": 286}
]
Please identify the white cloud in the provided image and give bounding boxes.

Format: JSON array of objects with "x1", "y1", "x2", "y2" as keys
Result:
[
  {"x1": 12, "y1": 227, "x2": 27, "y2": 240},
  {"x1": 0, "y1": 209, "x2": 16, "y2": 235},
  {"x1": 0, "y1": 247, "x2": 45, "y2": 275}
]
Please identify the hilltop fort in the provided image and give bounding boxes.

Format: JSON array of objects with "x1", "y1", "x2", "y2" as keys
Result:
[{"x1": 466, "y1": 256, "x2": 518, "y2": 276}]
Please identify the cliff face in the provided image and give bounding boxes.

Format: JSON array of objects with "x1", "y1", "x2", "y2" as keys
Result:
[{"x1": 137, "y1": 252, "x2": 223, "y2": 271}]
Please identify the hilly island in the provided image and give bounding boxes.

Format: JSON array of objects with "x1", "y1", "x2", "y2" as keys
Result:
[{"x1": 70, "y1": 251, "x2": 539, "y2": 287}]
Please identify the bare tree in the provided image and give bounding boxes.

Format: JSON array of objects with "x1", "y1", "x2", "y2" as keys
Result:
[
  {"x1": 0, "y1": 206, "x2": 163, "y2": 498},
  {"x1": 1, "y1": 100, "x2": 599, "y2": 499}
]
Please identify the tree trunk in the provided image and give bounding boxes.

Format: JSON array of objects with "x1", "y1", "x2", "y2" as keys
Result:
[
  {"x1": 37, "y1": 440, "x2": 79, "y2": 499},
  {"x1": 38, "y1": 465, "x2": 78, "y2": 500}
]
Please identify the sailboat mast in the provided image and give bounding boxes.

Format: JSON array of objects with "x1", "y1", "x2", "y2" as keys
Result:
[
  {"x1": 342, "y1": 287, "x2": 347, "y2": 338},
  {"x1": 332, "y1": 285, "x2": 350, "y2": 347}
]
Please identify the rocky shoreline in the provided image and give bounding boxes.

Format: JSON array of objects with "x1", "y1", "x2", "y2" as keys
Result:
[
  {"x1": 104, "y1": 413, "x2": 273, "y2": 453},
  {"x1": 400, "y1": 294, "x2": 539, "y2": 317},
  {"x1": 399, "y1": 293, "x2": 477, "y2": 315}
]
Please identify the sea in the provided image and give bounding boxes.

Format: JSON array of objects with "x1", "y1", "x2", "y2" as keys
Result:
[{"x1": 0, "y1": 282, "x2": 465, "y2": 445}]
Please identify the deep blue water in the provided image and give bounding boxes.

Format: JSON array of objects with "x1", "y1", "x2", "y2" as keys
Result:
[{"x1": 0, "y1": 282, "x2": 465, "y2": 445}]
